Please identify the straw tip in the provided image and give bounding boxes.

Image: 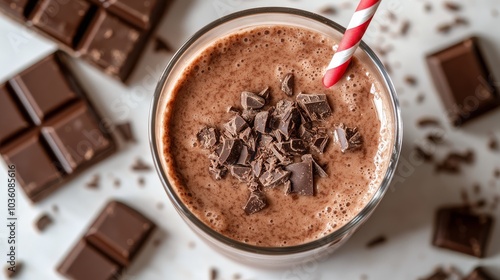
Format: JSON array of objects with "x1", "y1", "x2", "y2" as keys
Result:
[{"x1": 323, "y1": 70, "x2": 342, "y2": 88}]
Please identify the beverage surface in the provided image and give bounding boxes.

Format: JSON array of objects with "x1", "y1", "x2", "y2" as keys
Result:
[{"x1": 162, "y1": 25, "x2": 393, "y2": 246}]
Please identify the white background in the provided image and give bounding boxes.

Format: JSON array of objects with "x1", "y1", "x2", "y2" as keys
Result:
[{"x1": 1, "y1": 0, "x2": 500, "y2": 279}]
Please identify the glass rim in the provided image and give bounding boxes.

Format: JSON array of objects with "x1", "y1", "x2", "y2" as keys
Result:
[{"x1": 149, "y1": 7, "x2": 403, "y2": 255}]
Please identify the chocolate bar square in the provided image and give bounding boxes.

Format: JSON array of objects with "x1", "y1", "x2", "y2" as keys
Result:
[
  {"x1": 80, "y1": 10, "x2": 144, "y2": 81},
  {"x1": 57, "y1": 240, "x2": 121, "y2": 280},
  {"x1": 41, "y1": 102, "x2": 111, "y2": 174},
  {"x1": 0, "y1": 84, "x2": 30, "y2": 144},
  {"x1": 31, "y1": 0, "x2": 94, "y2": 47},
  {"x1": 9, "y1": 55, "x2": 79, "y2": 125},
  {"x1": 106, "y1": 0, "x2": 158, "y2": 29},
  {"x1": 433, "y1": 207, "x2": 494, "y2": 258},
  {"x1": 85, "y1": 201, "x2": 155, "y2": 267},
  {"x1": 0, "y1": 130, "x2": 62, "y2": 198},
  {"x1": 427, "y1": 37, "x2": 500, "y2": 126},
  {"x1": 0, "y1": 0, "x2": 30, "y2": 19}
]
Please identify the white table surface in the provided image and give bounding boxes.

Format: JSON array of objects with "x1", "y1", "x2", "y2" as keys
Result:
[{"x1": 1, "y1": 0, "x2": 500, "y2": 279}]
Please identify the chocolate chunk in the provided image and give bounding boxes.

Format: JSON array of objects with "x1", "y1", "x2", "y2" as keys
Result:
[
  {"x1": 153, "y1": 37, "x2": 173, "y2": 53},
  {"x1": 277, "y1": 139, "x2": 307, "y2": 155},
  {"x1": 4, "y1": 261, "x2": 23, "y2": 278},
  {"x1": 437, "y1": 23, "x2": 453, "y2": 34},
  {"x1": 301, "y1": 154, "x2": 328, "y2": 178},
  {"x1": 197, "y1": 127, "x2": 220, "y2": 149},
  {"x1": 259, "y1": 168, "x2": 290, "y2": 188},
  {"x1": 257, "y1": 86, "x2": 270, "y2": 100},
  {"x1": 219, "y1": 139, "x2": 243, "y2": 165},
  {"x1": 85, "y1": 201, "x2": 155, "y2": 267},
  {"x1": 116, "y1": 122, "x2": 136, "y2": 143},
  {"x1": 334, "y1": 124, "x2": 363, "y2": 153},
  {"x1": 236, "y1": 145, "x2": 252, "y2": 166},
  {"x1": 254, "y1": 111, "x2": 269, "y2": 134},
  {"x1": 454, "y1": 16, "x2": 469, "y2": 26},
  {"x1": 319, "y1": 5, "x2": 337, "y2": 15},
  {"x1": 278, "y1": 107, "x2": 301, "y2": 139},
  {"x1": 286, "y1": 160, "x2": 314, "y2": 196},
  {"x1": 209, "y1": 159, "x2": 227, "y2": 180},
  {"x1": 86, "y1": 174, "x2": 100, "y2": 189},
  {"x1": 243, "y1": 191, "x2": 267, "y2": 215},
  {"x1": 426, "y1": 37, "x2": 500, "y2": 126},
  {"x1": 433, "y1": 206, "x2": 494, "y2": 258},
  {"x1": 270, "y1": 144, "x2": 292, "y2": 165},
  {"x1": 404, "y1": 75, "x2": 417, "y2": 86},
  {"x1": 296, "y1": 93, "x2": 332, "y2": 121},
  {"x1": 224, "y1": 115, "x2": 248, "y2": 137},
  {"x1": 436, "y1": 150, "x2": 475, "y2": 173},
  {"x1": 464, "y1": 267, "x2": 498, "y2": 280},
  {"x1": 57, "y1": 240, "x2": 122, "y2": 280},
  {"x1": 35, "y1": 213, "x2": 53, "y2": 232},
  {"x1": 241, "y1": 91, "x2": 265, "y2": 109},
  {"x1": 366, "y1": 235, "x2": 387, "y2": 248},
  {"x1": 241, "y1": 109, "x2": 257, "y2": 124},
  {"x1": 131, "y1": 158, "x2": 152, "y2": 171},
  {"x1": 251, "y1": 158, "x2": 264, "y2": 177},
  {"x1": 229, "y1": 165, "x2": 253, "y2": 182},
  {"x1": 281, "y1": 73, "x2": 295, "y2": 96},
  {"x1": 488, "y1": 135, "x2": 498, "y2": 151},
  {"x1": 400, "y1": 20, "x2": 410, "y2": 36},
  {"x1": 310, "y1": 134, "x2": 329, "y2": 154}
]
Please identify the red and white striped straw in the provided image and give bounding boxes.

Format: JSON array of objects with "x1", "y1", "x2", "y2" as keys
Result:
[{"x1": 323, "y1": 0, "x2": 381, "y2": 88}]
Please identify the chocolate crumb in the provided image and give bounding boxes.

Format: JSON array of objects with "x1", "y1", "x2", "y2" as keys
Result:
[
  {"x1": 334, "y1": 123, "x2": 363, "y2": 153},
  {"x1": 281, "y1": 73, "x2": 295, "y2": 96},
  {"x1": 424, "y1": 3, "x2": 432, "y2": 12},
  {"x1": 153, "y1": 37, "x2": 173, "y2": 53},
  {"x1": 210, "y1": 268, "x2": 218, "y2": 280},
  {"x1": 138, "y1": 176, "x2": 145, "y2": 187},
  {"x1": 415, "y1": 146, "x2": 434, "y2": 162},
  {"x1": 197, "y1": 127, "x2": 220, "y2": 149},
  {"x1": 404, "y1": 75, "x2": 417, "y2": 86},
  {"x1": 494, "y1": 169, "x2": 500, "y2": 178},
  {"x1": 437, "y1": 23, "x2": 453, "y2": 34},
  {"x1": 444, "y1": 2, "x2": 461, "y2": 12},
  {"x1": 243, "y1": 191, "x2": 267, "y2": 215},
  {"x1": 52, "y1": 204, "x2": 59, "y2": 213},
  {"x1": 488, "y1": 135, "x2": 498, "y2": 151},
  {"x1": 35, "y1": 213, "x2": 53, "y2": 232},
  {"x1": 131, "y1": 158, "x2": 152, "y2": 171},
  {"x1": 116, "y1": 122, "x2": 135, "y2": 143},
  {"x1": 417, "y1": 117, "x2": 442, "y2": 128},
  {"x1": 156, "y1": 202, "x2": 164, "y2": 210},
  {"x1": 5, "y1": 261, "x2": 23, "y2": 278},
  {"x1": 86, "y1": 174, "x2": 100, "y2": 189},
  {"x1": 366, "y1": 235, "x2": 387, "y2": 248},
  {"x1": 400, "y1": 21, "x2": 410, "y2": 36},
  {"x1": 319, "y1": 6, "x2": 337, "y2": 15}
]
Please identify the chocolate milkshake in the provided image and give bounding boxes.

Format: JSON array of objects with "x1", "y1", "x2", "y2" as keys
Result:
[{"x1": 161, "y1": 25, "x2": 394, "y2": 247}]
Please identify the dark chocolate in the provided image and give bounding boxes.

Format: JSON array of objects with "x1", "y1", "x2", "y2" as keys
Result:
[
  {"x1": 229, "y1": 165, "x2": 253, "y2": 182},
  {"x1": 241, "y1": 91, "x2": 265, "y2": 110},
  {"x1": 426, "y1": 37, "x2": 500, "y2": 126},
  {"x1": 281, "y1": 73, "x2": 294, "y2": 96},
  {"x1": 197, "y1": 127, "x2": 219, "y2": 150},
  {"x1": 433, "y1": 206, "x2": 494, "y2": 258},
  {"x1": 0, "y1": 84, "x2": 30, "y2": 144},
  {"x1": 254, "y1": 111, "x2": 269, "y2": 134},
  {"x1": 464, "y1": 267, "x2": 498, "y2": 280},
  {"x1": 219, "y1": 139, "x2": 243, "y2": 165},
  {"x1": 366, "y1": 235, "x2": 387, "y2": 248},
  {"x1": 224, "y1": 115, "x2": 248, "y2": 137},
  {"x1": 259, "y1": 168, "x2": 290, "y2": 188},
  {"x1": 285, "y1": 159, "x2": 314, "y2": 196},
  {"x1": 131, "y1": 158, "x2": 152, "y2": 171},
  {"x1": 243, "y1": 191, "x2": 267, "y2": 215},
  {"x1": 34, "y1": 213, "x2": 53, "y2": 232},
  {"x1": 296, "y1": 93, "x2": 332, "y2": 121},
  {"x1": 334, "y1": 123, "x2": 363, "y2": 152}
]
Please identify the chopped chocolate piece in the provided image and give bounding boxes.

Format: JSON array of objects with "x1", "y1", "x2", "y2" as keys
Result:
[
  {"x1": 219, "y1": 139, "x2": 243, "y2": 165},
  {"x1": 224, "y1": 115, "x2": 248, "y2": 137},
  {"x1": 5, "y1": 261, "x2": 23, "y2": 278},
  {"x1": 286, "y1": 160, "x2": 314, "y2": 196},
  {"x1": 259, "y1": 135, "x2": 274, "y2": 149},
  {"x1": 248, "y1": 181, "x2": 260, "y2": 192},
  {"x1": 270, "y1": 144, "x2": 292, "y2": 165},
  {"x1": 319, "y1": 5, "x2": 337, "y2": 15},
  {"x1": 254, "y1": 111, "x2": 270, "y2": 134},
  {"x1": 251, "y1": 158, "x2": 264, "y2": 177},
  {"x1": 278, "y1": 107, "x2": 301, "y2": 139},
  {"x1": 283, "y1": 180, "x2": 292, "y2": 195},
  {"x1": 259, "y1": 168, "x2": 290, "y2": 188},
  {"x1": 230, "y1": 165, "x2": 253, "y2": 182},
  {"x1": 301, "y1": 154, "x2": 328, "y2": 178},
  {"x1": 116, "y1": 122, "x2": 136, "y2": 143},
  {"x1": 257, "y1": 86, "x2": 270, "y2": 100},
  {"x1": 400, "y1": 20, "x2": 410, "y2": 36},
  {"x1": 197, "y1": 127, "x2": 220, "y2": 150},
  {"x1": 433, "y1": 206, "x2": 494, "y2": 258},
  {"x1": 236, "y1": 145, "x2": 252, "y2": 166},
  {"x1": 85, "y1": 201, "x2": 155, "y2": 266},
  {"x1": 209, "y1": 158, "x2": 228, "y2": 180},
  {"x1": 464, "y1": 267, "x2": 498, "y2": 280},
  {"x1": 444, "y1": 2, "x2": 461, "y2": 12},
  {"x1": 243, "y1": 191, "x2": 267, "y2": 215},
  {"x1": 227, "y1": 106, "x2": 240, "y2": 114},
  {"x1": 86, "y1": 174, "x2": 100, "y2": 189},
  {"x1": 417, "y1": 117, "x2": 442, "y2": 128},
  {"x1": 437, "y1": 23, "x2": 453, "y2": 34},
  {"x1": 310, "y1": 134, "x2": 329, "y2": 154},
  {"x1": 35, "y1": 213, "x2": 53, "y2": 232},
  {"x1": 427, "y1": 37, "x2": 500, "y2": 126},
  {"x1": 296, "y1": 93, "x2": 332, "y2": 121},
  {"x1": 57, "y1": 240, "x2": 122, "y2": 280},
  {"x1": 153, "y1": 37, "x2": 173, "y2": 53},
  {"x1": 278, "y1": 139, "x2": 307, "y2": 155},
  {"x1": 334, "y1": 124, "x2": 363, "y2": 153},
  {"x1": 404, "y1": 75, "x2": 417, "y2": 86},
  {"x1": 241, "y1": 109, "x2": 257, "y2": 124},
  {"x1": 239, "y1": 127, "x2": 252, "y2": 142},
  {"x1": 210, "y1": 267, "x2": 218, "y2": 280},
  {"x1": 131, "y1": 158, "x2": 152, "y2": 171},
  {"x1": 281, "y1": 73, "x2": 295, "y2": 96},
  {"x1": 414, "y1": 146, "x2": 434, "y2": 162},
  {"x1": 241, "y1": 91, "x2": 265, "y2": 109},
  {"x1": 366, "y1": 235, "x2": 387, "y2": 248}
]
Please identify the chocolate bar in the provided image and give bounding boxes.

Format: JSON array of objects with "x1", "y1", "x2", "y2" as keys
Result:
[
  {"x1": 58, "y1": 201, "x2": 156, "y2": 280},
  {"x1": 427, "y1": 37, "x2": 500, "y2": 126},
  {"x1": 0, "y1": 52, "x2": 116, "y2": 202},
  {"x1": 0, "y1": 0, "x2": 169, "y2": 82}
]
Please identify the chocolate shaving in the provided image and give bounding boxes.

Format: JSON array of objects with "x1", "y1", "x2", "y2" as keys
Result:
[
  {"x1": 243, "y1": 191, "x2": 267, "y2": 215},
  {"x1": 197, "y1": 127, "x2": 220, "y2": 149},
  {"x1": 241, "y1": 91, "x2": 265, "y2": 110},
  {"x1": 259, "y1": 168, "x2": 290, "y2": 188},
  {"x1": 229, "y1": 165, "x2": 253, "y2": 182},
  {"x1": 417, "y1": 117, "x2": 442, "y2": 128},
  {"x1": 281, "y1": 73, "x2": 295, "y2": 96},
  {"x1": 116, "y1": 122, "x2": 135, "y2": 143},
  {"x1": 224, "y1": 116, "x2": 248, "y2": 137},
  {"x1": 35, "y1": 213, "x2": 53, "y2": 232},
  {"x1": 257, "y1": 87, "x2": 270, "y2": 100},
  {"x1": 319, "y1": 6, "x2": 337, "y2": 15},
  {"x1": 334, "y1": 123, "x2": 363, "y2": 153}
]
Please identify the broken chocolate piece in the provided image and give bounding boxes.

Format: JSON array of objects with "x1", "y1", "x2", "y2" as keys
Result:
[
  {"x1": 218, "y1": 139, "x2": 243, "y2": 165},
  {"x1": 286, "y1": 160, "x2": 314, "y2": 196},
  {"x1": 229, "y1": 165, "x2": 253, "y2": 182},
  {"x1": 433, "y1": 206, "x2": 494, "y2": 258},
  {"x1": 301, "y1": 154, "x2": 328, "y2": 178},
  {"x1": 257, "y1": 86, "x2": 270, "y2": 100},
  {"x1": 419, "y1": 268, "x2": 452, "y2": 280},
  {"x1": 334, "y1": 124, "x2": 363, "y2": 152},
  {"x1": 281, "y1": 73, "x2": 295, "y2": 96},
  {"x1": 444, "y1": 2, "x2": 461, "y2": 11},
  {"x1": 296, "y1": 93, "x2": 332, "y2": 121},
  {"x1": 464, "y1": 267, "x2": 497, "y2": 280},
  {"x1": 241, "y1": 91, "x2": 265, "y2": 109},
  {"x1": 116, "y1": 122, "x2": 136, "y2": 143},
  {"x1": 236, "y1": 145, "x2": 252, "y2": 166},
  {"x1": 310, "y1": 134, "x2": 329, "y2": 154},
  {"x1": 254, "y1": 111, "x2": 269, "y2": 134},
  {"x1": 224, "y1": 116, "x2": 248, "y2": 137},
  {"x1": 243, "y1": 191, "x2": 267, "y2": 215},
  {"x1": 270, "y1": 144, "x2": 292, "y2": 165},
  {"x1": 259, "y1": 168, "x2": 290, "y2": 188},
  {"x1": 131, "y1": 158, "x2": 152, "y2": 171},
  {"x1": 35, "y1": 213, "x2": 53, "y2": 232}
]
